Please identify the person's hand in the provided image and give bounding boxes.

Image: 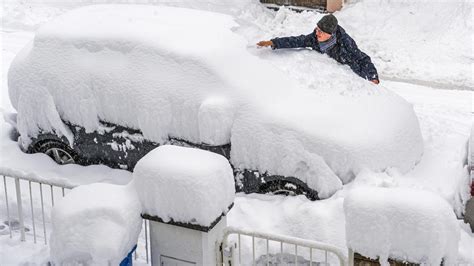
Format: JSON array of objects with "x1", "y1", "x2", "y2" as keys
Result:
[
  {"x1": 257, "y1": 40, "x2": 273, "y2": 47},
  {"x1": 371, "y1": 79, "x2": 380, "y2": 85}
]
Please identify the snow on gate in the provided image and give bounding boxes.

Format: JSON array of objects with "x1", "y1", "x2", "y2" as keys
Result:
[
  {"x1": 0, "y1": 173, "x2": 152, "y2": 264},
  {"x1": 220, "y1": 227, "x2": 348, "y2": 265}
]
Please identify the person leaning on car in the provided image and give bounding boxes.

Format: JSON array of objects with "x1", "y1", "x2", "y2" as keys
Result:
[{"x1": 257, "y1": 14, "x2": 380, "y2": 84}]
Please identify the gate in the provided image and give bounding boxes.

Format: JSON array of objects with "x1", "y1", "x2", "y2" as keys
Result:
[
  {"x1": 220, "y1": 227, "x2": 348, "y2": 265},
  {"x1": 1, "y1": 173, "x2": 151, "y2": 264}
]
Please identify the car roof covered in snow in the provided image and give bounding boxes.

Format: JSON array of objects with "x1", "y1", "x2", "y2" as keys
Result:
[{"x1": 35, "y1": 5, "x2": 238, "y2": 57}]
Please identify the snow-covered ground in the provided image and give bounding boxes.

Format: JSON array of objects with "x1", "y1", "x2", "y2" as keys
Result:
[{"x1": 1, "y1": 0, "x2": 473, "y2": 264}]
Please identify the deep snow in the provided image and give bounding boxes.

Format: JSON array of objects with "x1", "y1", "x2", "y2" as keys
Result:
[
  {"x1": 50, "y1": 182, "x2": 142, "y2": 265},
  {"x1": 344, "y1": 187, "x2": 460, "y2": 265},
  {"x1": 1, "y1": 0, "x2": 473, "y2": 264},
  {"x1": 7, "y1": 4, "x2": 424, "y2": 198},
  {"x1": 134, "y1": 145, "x2": 235, "y2": 226}
]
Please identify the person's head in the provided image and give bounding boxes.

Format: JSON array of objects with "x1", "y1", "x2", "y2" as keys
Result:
[{"x1": 316, "y1": 14, "x2": 338, "y2": 42}]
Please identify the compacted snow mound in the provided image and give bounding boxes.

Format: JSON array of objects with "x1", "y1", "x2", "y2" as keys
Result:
[
  {"x1": 344, "y1": 187, "x2": 459, "y2": 265},
  {"x1": 50, "y1": 182, "x2": 142, "y2": 265},
  {"x1": 8, "y1": 5, "x2": 423, "y2": 198},
  {"x1": 133, "y1": 145, "x2": 235, "y2": 226}
]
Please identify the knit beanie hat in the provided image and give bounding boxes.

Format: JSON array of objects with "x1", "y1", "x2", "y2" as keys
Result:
[{"x1": 317, "y1": 14, "x2": 338, "y2": 34}]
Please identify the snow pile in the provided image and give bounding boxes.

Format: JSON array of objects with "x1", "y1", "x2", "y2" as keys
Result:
[
  {"x1": 133, "y1": 145, "x2": 235, "y2": 226},
  {"x1": 344, "y1": 187, "x2": 460, "y2": 265},
  {"x1": 337, "y1": 0, "x2": 473, "y2": 89},
  {"x1": 8, "y1": 5, "x2": 423, "y2": 198},
  {"x1": 50, "y1": 182, "x2": 142, "y2": 265},
  {"x1": 231, "y1": 87, "x2": 423, "y2": 198},
  {"x1": 387, "y1": 84, "x2": 472, "y2": 215}
]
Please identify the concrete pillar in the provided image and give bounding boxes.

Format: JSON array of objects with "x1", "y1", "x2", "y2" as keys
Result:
[{"x1": 144, "y1": 210, "x2": 230, "y2": 266}]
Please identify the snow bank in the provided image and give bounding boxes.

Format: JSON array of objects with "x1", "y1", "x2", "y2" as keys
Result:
[
  {"x1": 133, "y1": 145, "x2": 235, "y2": 226},
  {"x1": 8, "y1": 5, "x2": 423, "y2": 198},
  {"x1": 337, "y1": 0, "x2": 473, "y2": 89},
  {"x1": 50, "y1": 182, "x2": 142, "y2": 265},
  {"x1": 344, "y1": 187, "x2": 459, "y2": 265}
]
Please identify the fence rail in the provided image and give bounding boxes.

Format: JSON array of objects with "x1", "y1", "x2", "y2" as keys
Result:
[
  {"x1": 220, "y1": 227, "x2": 348, "y2": 266},
  {"x1": 1, "y1": 173, "x2": 150, "y2": 264}
]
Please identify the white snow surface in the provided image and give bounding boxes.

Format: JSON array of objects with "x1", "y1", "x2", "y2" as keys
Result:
[
  {"x1": 133, "y1": 145, "x2": 235, "y2": 226},
  {"x1": 50, "y1": 182, "x2": 142, "y2": 265},
  {"x1": 344, "y1": 187, "x2": 460, "y2": 265},
  {"x1": 8, "y1": 4, "x2": 424, "y2": 198},
  {"x1": 337, "y1": 0, "x2": 473, "y2": 90},
  {"x1": 1, "y1": 0, "x2": 473, "y2": 264}
]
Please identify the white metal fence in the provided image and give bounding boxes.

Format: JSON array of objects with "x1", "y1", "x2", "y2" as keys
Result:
[
  {"x1": 220, "y1": 227, "x2": 349, "y2": 266},
  {"x1": 1, "y1": 173, "x2": 151, "y2": 264},
  {"x1": 2, "y1": 172, "x2": 352, "y2": 266}
]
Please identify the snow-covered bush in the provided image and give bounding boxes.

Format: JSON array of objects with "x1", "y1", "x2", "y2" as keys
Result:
[
  {"x1": 50, "y1": 182, "x2": 142, "y2": 265},
  {"x1": 8, "y1": 5, "x2": 423, "y2": 198},
  {"x1": 133, "y1": 145, "x2": 235, "y2": 226},
  {"x1": 344, "y1": 187, "x2": 460, "y2": 265}
]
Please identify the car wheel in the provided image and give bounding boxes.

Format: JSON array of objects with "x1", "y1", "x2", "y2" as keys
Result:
[
  {"x1": 35, "y1": 140, "x2": 78, "y2": 165},
  {"x1": 259, "y1": 180, "x2": 306, "y2": 197}
]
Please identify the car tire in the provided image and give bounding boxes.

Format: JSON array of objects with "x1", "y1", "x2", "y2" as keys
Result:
[
  {"x1": 259, "y1": 180, "x2": 307, "y2": 197},
  {"x1": 34, "y1": 140, "x2": 79, "y2": 165}
]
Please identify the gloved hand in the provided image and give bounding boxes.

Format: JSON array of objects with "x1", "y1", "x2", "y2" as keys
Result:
[
  {"x1": 257, "y1": 40, "x2": 273, "y2": 47},
  {"x1": 371, "y1": 79, "x2": 380, "y2": 85}
]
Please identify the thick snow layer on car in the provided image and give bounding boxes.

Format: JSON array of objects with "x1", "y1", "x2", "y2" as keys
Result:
[
  {"x1": 49, "y1": 182, "x2": 142, "y2": 265},
  {"x1": 133, "y1": 145, "x2": 235, "y2": 226},
  {"x1": 231, "y1": 87, "x2": 423, "y2": 198},
  {"x1": 8, "y1": 5, "x2": 423, "y2": 198},
  {"x1": 344, "y1": 187, "x2": 460, "y2": 265}
]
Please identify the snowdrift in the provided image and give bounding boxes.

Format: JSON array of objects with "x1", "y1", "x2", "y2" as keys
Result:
[
  {"x1": 50, "y1": 183, "x2": 142, "y2": 264},
  {"x1": 344, "y1": 187, "x2": 460, "y2": 265},
  {"x1": 337, "y1": 0, "x2": 472, "y2": 89},
  {"x1": 8, "y1": 5, "x2": 423, "y2": 198}
]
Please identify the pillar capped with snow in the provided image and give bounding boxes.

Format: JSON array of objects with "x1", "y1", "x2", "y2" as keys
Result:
[{"x1": 134, "y1": 145, "x2": 235, "y2": 265}]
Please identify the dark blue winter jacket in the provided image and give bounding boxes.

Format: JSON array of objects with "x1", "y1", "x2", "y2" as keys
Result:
[{"x1": 271, "y1": 26, "x2": 379, "y2": 81}]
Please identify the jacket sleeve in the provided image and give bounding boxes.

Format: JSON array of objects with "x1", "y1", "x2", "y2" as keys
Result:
[
  {"x1": 271, "y1": 33, "x2": 314, "y2": 49},
  {"x1": 342, "y1": 36, "x2": 379, "y2": 81}
]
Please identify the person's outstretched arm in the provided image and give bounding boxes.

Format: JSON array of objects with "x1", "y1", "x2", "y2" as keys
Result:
[
  {"x1": 257, "y1": 33, "x2": 315, "y2": 49},
  {"x1": 341, "y1": 35, "x2": 379, "y2": 84}
]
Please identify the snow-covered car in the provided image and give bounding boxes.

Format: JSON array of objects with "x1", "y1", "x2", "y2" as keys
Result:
[{"x1": 8, "y1": 5, "x2": 424, "y2": 200}]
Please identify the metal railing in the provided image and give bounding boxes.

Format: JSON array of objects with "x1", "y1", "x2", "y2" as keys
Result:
[
  {"x1": 1, "y1": 173, "x2": 150, "y2": 264},
  {"x1": 2, "y1": 173, "x2": 74, "y2": 244},
  {"x1": 220, "y1": 227, "x2": 348, "y2": 266}
]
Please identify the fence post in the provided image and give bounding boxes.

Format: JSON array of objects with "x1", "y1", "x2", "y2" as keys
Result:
[
  {"x1": 3, "y1": 176, "x2": 12, "y2": 238},
  {"x1": 348, "y1": 248, "x2": 354, "y2": 266},
  {"x1": 14, "y1": 177, "x2": 26, "y2": 241}
]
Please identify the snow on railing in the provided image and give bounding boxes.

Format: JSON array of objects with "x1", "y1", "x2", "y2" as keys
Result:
[
  {"x1": 1, "y1": 173, "x2": 150, "y2": 264},
  {"x1": 220, "y1": 226, "x2": 348, "y2": 266}
]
